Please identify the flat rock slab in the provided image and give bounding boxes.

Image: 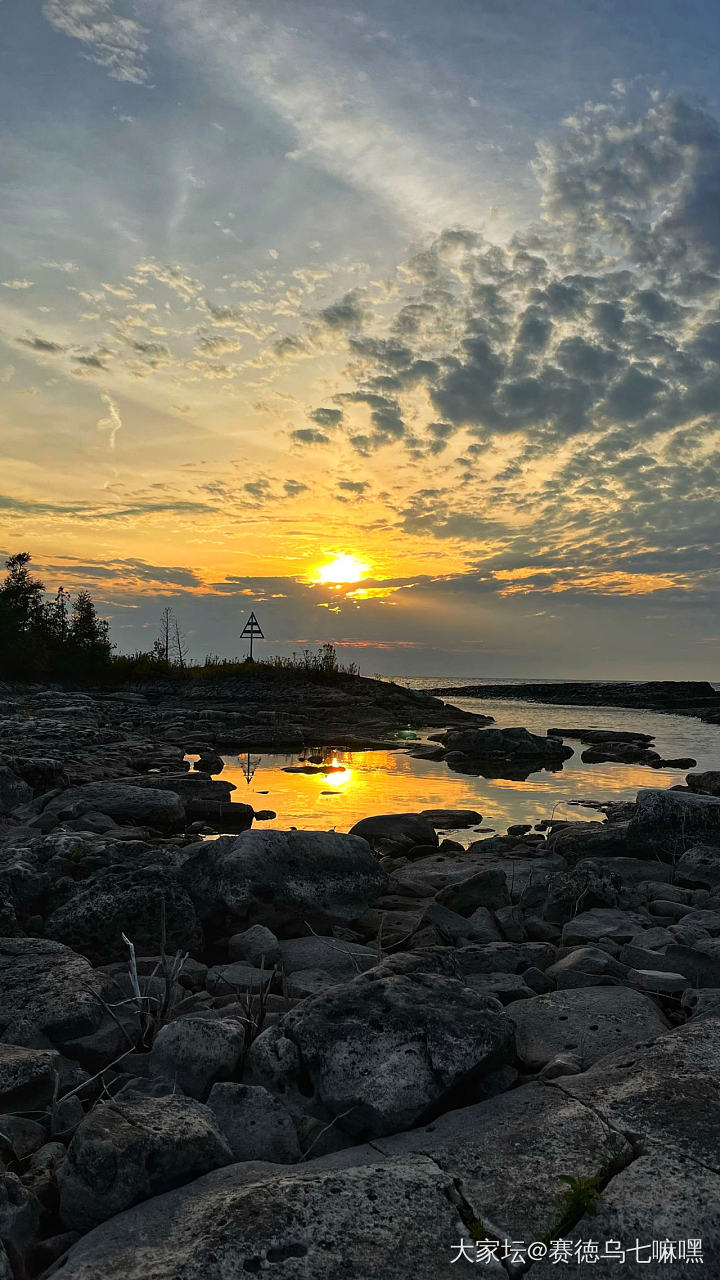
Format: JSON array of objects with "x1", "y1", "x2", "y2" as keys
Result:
[
  {"x1": 562, "y1": 907, "x2": 648, "y2": 946},
  {"x1": 555, "y1": 1014, "x2": 720, "y2": 1173},
  {"x1": 0, "y1": 938, "x2": 108, "y2": 1049},
  {"x1": 372, "y1": 1081, "x2": 631, "y2": 1242},
  {"x1": 630, "y1": 788, "x2": 720, "y2": 850},
  {"x1": 40, "y1": 783, "x2": 186, "y2": 830},
  {"x1": 509, "y1": 986, "x2": 668, "y2": 1070},
  {"x1": 529, "y1": 1143, "x2": 720, "y2": 1278},
  {"x1": 50, "y1": 1156, "x2": 478, "y2": 1279}
]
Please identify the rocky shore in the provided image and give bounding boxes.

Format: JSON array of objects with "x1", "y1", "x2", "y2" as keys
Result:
[
  {"x1": 1, "y1": 678, "x2": 720, "y2": 1276},
  {"x1": 427, "y1": 679, "x2": 720, "y2": 721}
]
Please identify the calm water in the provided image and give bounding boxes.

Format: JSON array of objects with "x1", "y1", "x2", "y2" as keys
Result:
[{"x1": 193, "y1": 679, "x2": 720, "y2": 843}]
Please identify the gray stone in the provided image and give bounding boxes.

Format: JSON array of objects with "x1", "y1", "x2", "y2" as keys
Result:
[
  {"x1": 349, "y1": 812, "x2": 438, "y2": 852},
  {"x1": 40, "y1": 783, "x2": 186, "y2": 831},
  {"x1": 278, "y1": 935, "x2": 377, "y2": 982},
  {"x1": 420, "y1": 809, "x2": 481, "y2": 828},
  {"x1": 148, "y1": 1015, "x2": 245, "y2": 1099},
  {"x1": 227, "y1": 924, "x2": 281, "y2": 966},
  {"x1": 182, "y1": 829, "x2": 387, "y2": 932},
  {"x1": 687, "y1": 770, "x2": 720, "y2": 796},
  {"x1": 530, "y1": 1144, "x2": 720, "y2": 1279},
  {"x1": 207, "y1": 1082, "x2": 301, "y2": 1163},
  {"x1": 627, "y1": 968, "x2": 689, "y2": 995},
  {"x1": 0, "y1": 938, "x2": 109, "y2": 1049},
  {"x1": 630, "y1": 787, "x2": 720, "y2": 852},
  {"x1": 0, "y1": 767, "x2": 32, "y2": 815},
  {"x1": 509, "y1": 986, "x2": 668, "y2": 1070},
  {"x1": 372, "y1": 1082, "x2": 631, "y2": 1242},
  {"x1": 58, "y1": 1095, "x2": 232, "y2": 1231},
  {"x1": 0, "y1": 1172, "x2": 39, "y2": 1264},
  {"x1": 435, "y1": 867, "x2": 510, "y2": 914},
  {"x1": 205, "y1": 962, "x2": 275, "y2": 995},
  {"x1": 246, "y1": 966, "x2": 514, "y2": 1138},
  {"x1": 48, "y1": 1157, "x2": 478, "y2": 1280},
  {"x1": 676, "y1": 843, "x2": 720, "y2": 889},
  {"x1": 561, "y1": 907, "x2": 645, "y2": 946},
  {"x1": 0, "y1": 1043, "x2": 60, "y2": 1112},
  {"x1": 45, "y1": 871, "x2": 201, "y2": 965}
]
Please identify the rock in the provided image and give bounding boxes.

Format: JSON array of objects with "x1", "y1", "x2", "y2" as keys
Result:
[
  {"x1": 548, "y1": 728, "x2": 653, "y2": 744},
  {"x1": 544, "y1": 821, "x2": 627, "y2": 864},
  {"x1": 58, "y1": 1095, "x2": 232, "y2": 1231},
  {"x1": 372, "y1": 1081, "x2": 631, "y2": 1242},
  {"x1": 279, "y1": 935, "x2": 377, "y2": 986},
  {"x1": 532, "y1": 1145, "x2": 720, "y2": 1279},
  {"x1": 509, "y1": 986, "x2": 668, "y2": 1070},
  {"x1": 39, "y1": 783, "x2": 186, "y2": 831},
  {"x1": 420, "y1": 809, "x2": 481, "y2": 828},
  {"x1": 439, "y1": 726, "x2": 573, "y2": 773},
  {"x1": 182, "y1": 829, "x2": 387, "y2": 933},
  {"x1": 0, "y1": 1043, "x2": 60, "y2": 1113},
  {"x1": 207, "y1": 1083, "x2": 301, "y2": 1163},
  {"x1": 423, "y1": 902, "x2": 502, "y2": 945},
  {"x1": 0, "y1": 1172, "x2": 39, "y2": 1268},
  {"x1": 687, "y1": 770, "x2": 720, "y2": 796},
  {"x1": 435, "y1": 868, "x2": 510, "y2": 915},
  {"x1": 0, "y1": 938, "x2": 109, "y2": 1049},
  {"x1": 227, "y1": 924, "x2": 281, "y2": 966},
  {"x1": 205, "y1": 962, "x2": 276, "y2": 995},
  {"x1": 676, "y1": 843, "x2": 720, "y2": 889},
  {"x1": 581, "y1": 742, "x2": 662, "y2": 766},
  {"x1": 627, "y1": 968, "x2": 689, "y2": 995},
  {"x1": 147, "y1": 1015, "x2": 246, "y2": 1099},
  {"x1": 507, "y1": 823, "x2": 532, "y2": 836},
  {"x1": 0, "y1": 1115, "x2": 46, "y2": 1161},
  {"x1": 0, "y1": 767, "x2": 32, "y2": 814},
  {"x1": 546, "y1": 945, "x2": 627, "y2": 982},
  {"x1": 349, "y1": 812, "x2": 439, "y2": 853},
  {"x1": 630, "y1": 788, "x2": 720, "y2": 853},
  {"x1": 543, "y1": 865, "x2": 621, "y2": 924},
  {"x1": 561, "y1": 907, "x2": 646, "y2": 946},
  {"x1": 46, "y1": 1157, "x2": 479, "y2": 1280},
  {"x1": 246, "y1": 966, "x2": 515, "y2": 1138},
  {"x1": 44, "y1": 869, "x2": 202, "y2": 965}
]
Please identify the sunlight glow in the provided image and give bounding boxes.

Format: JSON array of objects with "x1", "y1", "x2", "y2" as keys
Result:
[{"x1": 315, "y1": 553, "x2": 370, "y2": 585}]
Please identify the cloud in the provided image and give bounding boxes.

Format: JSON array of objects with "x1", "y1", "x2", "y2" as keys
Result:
[
  {"x1": 97, "y1": 392, "x2": 122, "y2": 450},
  {"x1": 43, "y1": 0, "x2": 149, "y2": 84},
  {"x1": 16, "y1": 335, "x2": 67, "y2": 354},
  {"x1": 2, "y1": 280, "x2": 33, "y2": 290},
  {"x1": 291, "y1": 428, "x2": 330, "y2": 445}
]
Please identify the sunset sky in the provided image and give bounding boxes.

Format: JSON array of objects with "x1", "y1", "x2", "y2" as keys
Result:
[{"x1": 1, "y1": 0, "x2": 719, "y2": 676}]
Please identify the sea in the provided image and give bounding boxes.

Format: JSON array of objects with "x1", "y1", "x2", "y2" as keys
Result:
[{"x1": 198, "y1": 678, "x2": 720, "y2": 844}]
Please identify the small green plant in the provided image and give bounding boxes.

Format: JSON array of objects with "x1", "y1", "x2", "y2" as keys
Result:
[{"x1": 552, "y1": 1174, "x2": 602, "y2": 1236}]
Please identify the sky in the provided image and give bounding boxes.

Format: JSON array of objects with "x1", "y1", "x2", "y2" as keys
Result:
[{"x1": 1, "y1": 0, "x2": 720, "y2": 677}]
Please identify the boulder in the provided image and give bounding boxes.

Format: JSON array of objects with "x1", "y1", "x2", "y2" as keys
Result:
[
  {"x1": 561, "y1": 907, "x2": 647, "y2": 946},
  {"x1": 349, "y1": 812, "x2": 438, "y2": 853},
  {"x1": 246, "y1": 966, "x2": 515, "y2": 1138},
  {"x1": 0, "y1": 938, "x2": 109, "y2": 1049},
  {"x1": 0, "y1": 767, "x2": 32, "y2": 815},
  {"x1": 181, "y1": 829, "x2": 387, "y2": 933},
  {"x1": 435, "y1": 868, "x2": 510, "y2": 915},
  {"x1": 279, "y1": 935, "x2": 377, "y2": 990},
  {"x1": 509, "y1": 986, "x2": 668, "y2": 1070},
  {"x1": 39, "y1": 783, "x2": 185, "y2": 831},
  {"x1": 0, "y1": 1043, "x2": 60, "y2": 1113},
  {"x1": 420, "y1": 809, "x2": 481, "y2": 828},
  {"x1": 44, "y1": 868, "x2": 202, "y2": 965},
  {"x1": 675, "y1": 844, "x2": 720, "y2": 889},
  {"x1": 207, "y1": 1082, "x2": 301, "y2": 1163},
  {"x1": 147, "y1": 1014, "x2": 246, "y2": 1099},
  {"x1": 439, "y1": 726, "x2": 573, "y2": 772},
  {"x1": 630, "y1": 788, "x2": 720, "y2": 853},
  {"x1": 687, "y1": 771, "x2": 720, "y2": 796},
  {"x1": 227, "y1": 924, "x2": 282, "y2": 966},
  {"x1": 45, "y1": 1157, "x2": 478, "y2": 1280},
  {"x1": 58, "y1": 1095, "x2": 232, "y2": 1231}
]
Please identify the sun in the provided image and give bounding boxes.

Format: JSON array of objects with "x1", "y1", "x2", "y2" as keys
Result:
[{"x1": 315, "y1": 553, "x2": 370, "y2": 585}]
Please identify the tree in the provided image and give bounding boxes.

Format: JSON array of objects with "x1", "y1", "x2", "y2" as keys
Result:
[
  {"x1": 171, "y1": 613, "x2": 189, "y2": 672},
  {"x1": 158, "y1": 607, "x2": 173, "y2": 664},
  {"x1": 68, "y1": 590, "x2": 112, "y2": 658},
  {"x1": 0, "y1": 553, "x2": 46, "y2": 634}
]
